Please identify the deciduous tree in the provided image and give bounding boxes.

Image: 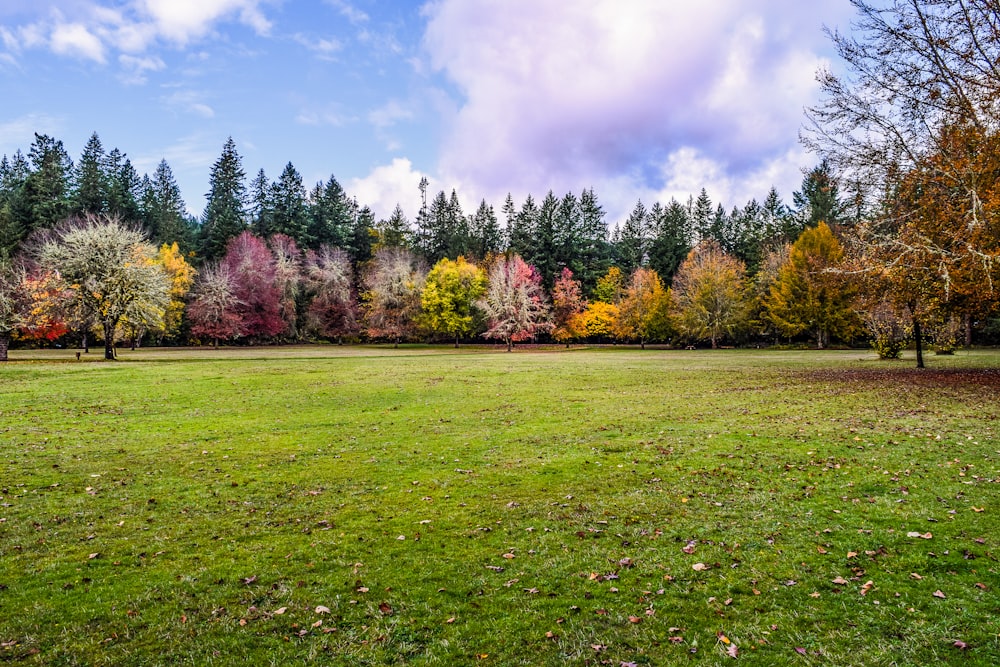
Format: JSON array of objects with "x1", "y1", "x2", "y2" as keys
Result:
[
  {"x1": 479, "y1": 255, "x2": 551, "y2": 351},
  {"x1": 362, "y1": 247, "x2": 426, "y2": 347},
  {"x1": 420, "y1": 256, "x2": 487, "y2": 347},
  {"x1": 304, "y1": 245, "x2": 357, "y2": 343},
  {"x1": 551, "y1": 267, "x2": 586, "y2": 345},
  {"x1": 614, "y1": 267, "x2": 672, "y2": 348},
  {"x1": 187, "y1": 262, "x2": 244, "y2": 347},
  {"x1": 671, "y1": 241, "x2": 748, "y2": 349}
]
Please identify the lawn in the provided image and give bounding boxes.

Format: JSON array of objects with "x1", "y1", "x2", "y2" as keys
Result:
[{"x1": 1, "y1": 346, "x2": 998, "y2": 665}]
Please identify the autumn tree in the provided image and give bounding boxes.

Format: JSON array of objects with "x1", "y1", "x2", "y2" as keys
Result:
[
  {"x1": 420, "y1": 256, "x2": 487, "y2": 347},
  {"x1": 220, "y1": 231, "x2": 285, "y2": 340},
  {"x1": 304, "y1": 245, "x2": 358, "y2": 343},
  {"x1": 269, "y1": 234, "x2": 304, "y2": 339},
  {"x1": 592, "y1": 266, "x2": 625, "y2": 304},
  {"x1": 0, "y1": 259, "x2": 27, "y2": 361},
  {"x1": 551, "y1": 268, "x2": 586, "y2": 345},
  {"x1": 574, "y1": 301, "x2": 618, "y2": 342},
  {"x1": 16, "y1": 269, "x2": 70, "y2": 345},
  {"x1": 614, "y1": 267, "x2": 672, "y2": 348},
  {"x1": 671, "y1": 241, "x2": 748, "y2": 349},
  {"x1": 187, "y1": 262, "x2": 244, "y2": 347},
  {"x1": 362, "y1": 247, "x2": 426, "y2": 347},
  {"x1": 805, "y1": 0, "x2": 1000, "y2": 363},
  {"x1": 479, "y1": 254, "x2": 552, "y2": 351},
  {"x1": 153, "y1": 242, "x2": 195, "y2": 342},
  {"x1": 37, "y1": 215, "x2": 169, "y2": 360},
  {"x1": 766, "y1": 222, "x2": 857, "y2": 348}
]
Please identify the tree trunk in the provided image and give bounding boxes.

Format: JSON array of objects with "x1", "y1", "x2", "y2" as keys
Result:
[
  {"x1": 913, "y1": 315, "x2": 924, "y2": 369},
  {"x1": 454, "y1": 334, "x2": 460, "y2": 348},
  {"x1": 711, "y1": 336, "x2": 718, "y2": 349},
  {"x1": 640, "y1": 337, "x2": 645, "y2": 350},
  {"x1": 103, "y1": 321, "x2": 116, "y2": 361},
  {"x1": 0, "y1": 334, "x2": 9, "y2": 362},
  {"x1": 506, "y1": 337, "x2": 512, "y2": 352},
  {"x1": 963, "y1": 312, "x2": 973, "y2": 348},
  {"x1": 82, "y1": 331, "x2": 89, "y2": 354},
  {"x1": 213, "y1": 337, "x2": 218, "y2": 349}
]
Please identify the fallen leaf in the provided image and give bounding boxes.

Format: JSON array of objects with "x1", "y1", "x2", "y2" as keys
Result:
[
  {"x1": 445, "y1": 617, "x2": 455, "y2": 624},
  {"x1": 591, "y1": 643, "x2": 606, "y2": 652},
  {"x1": 846, "y1": 551, "x2": 858, "y2": 558},
  {"x1": 315, "y1": 606, "x2": 330, "y2": 614},
  {"x1": 975, "y1": 582, "x2": 988, "y2": 590},
  {"x1": 311, "y1": 620, "x2": 322, "y2": 628},
  {"x1": 831, "y1": 577, "x2": 849, "y2": 585},
  {"x1": 727, "y1": 644, "x2": 739, "y2": 658},
  {"x1": 718, "y1": 633, "x2": 731, "y2": 644},
  {"x1": 628, "y1": 616, "x2": 642, "y2": 624},
  {"x1": 816, "y1": 546, "x2": 828, "y2": 554},
  {"x1": 88, "y1": 553, "x2": 99, "y2": 560},
  {"x1": 682, "y1": 541, "x2": 696, "y2": 554},
  {"x1": 692, "y1": 563, "x2": 708, "y2": 572},
  {"x1": 954, "y1": 640, "x2": 968, "y2": 650},
  {"x1": 378, "y1": 602, "x2": 393, "y2": 615},
  {"x1": 809, "y1": 592, "x2": 821, "y2": 598},
  {"x1": 502, "y1": 553, "x2": 515, "y2": 559},
  {"x1": 860, "y1": 580, "x2": 874, "y2": 596},
  {"x1": 910, "y1": 573, "x2": 923, "y2": 580},
  {"x1": 795, "y1": 647, "x2": 807, "y2": 655},
  {"x1": 274, "y1": 607, "x2": 288, "y2": 615},
  {"x1": 933, "y1": 590, "x2": 947, "y2": 599},
  {"x1": 971, "y1": 507, "x2": 984, "y2": 513}
]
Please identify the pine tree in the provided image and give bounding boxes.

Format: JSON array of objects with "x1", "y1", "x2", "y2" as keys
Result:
[
  {"x1": 692, "y1": 188, "x2": 713, "y2": 241},
  {"x1": 468, "y1": 199, "x2": 502, "y2": 259},
  {"x1": 647, "y1": 199, "x2": 692, "y2": 284},
  {"x1": 508, "y1": 194, "x2": 537, "y2": 260},
  {"x1": 271, "y1": 162, "x2": 309, "y2": 247},
  {"x1": 73, "y1": 133, "x2": 107, "y2": 216},
  {"x1": 249, "y1": 169, "x2": 273, "y2": 238},
  {"x1": 793, "y1": 159, "x2": 842, "y2": 232},
  {"x1": 374, "y1": 204, "x2": 412, "y2": 250},
  {"x1": 531, "y1": 191, "x2": 560, "y2": 288},
  {"x1": 146, "y1": 160, "x2": 191, "y2": 249},
  {"x1": 14, "y1": 133, "x2": 72, "y2": 239},
  {"x1": 307, "y1": 175, "x2": 353, "y2": 250},
  {"x1": 614, "y1": 199, "x2": 648, "y2": 276},
  {"x1": 349, "y1": 204, "x2": 374, "y2": 267},
  {"x1": 200, "y1": 137, "x2": 247, "y2": 260},
  {"x1": 575, "y1": 188, "x2": 611, "y2": 294},
  {"x1": 105, "y1": 149, "x2": 142, "y2": 222}
]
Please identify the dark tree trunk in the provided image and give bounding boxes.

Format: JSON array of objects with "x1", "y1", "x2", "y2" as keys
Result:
[
  {"x1": 506, "y1": 337, "x2": 512, "y2": 352},
  {"x1": 213, "y1": 337, "x2": 218, "y2": 349},
  {"x1": 82, "y1": 330, "x2": 89, "y2": 354},
  {"x1": 454, "y1": 334, "x2": 460, "y2": 348},
  {"x1": 913, "y1": 315, "x2": 924, "y2": 369},
  {"x1": 963, "y1": 312, "x2": 973, "y2": 347},
  {"x1": 640, "y1": 337, "x2": 646, "y2": 350},
  {"x1": 0, "y1": 334, "x2": 9, "y2": 362},
  {"x1": 103, "y1": 321, "x2": 116, "y2": 361}
]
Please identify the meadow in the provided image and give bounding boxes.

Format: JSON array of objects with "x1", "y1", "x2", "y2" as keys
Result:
[{"x1": 1, "y1": 345, "x2": 998, "y2": 665}]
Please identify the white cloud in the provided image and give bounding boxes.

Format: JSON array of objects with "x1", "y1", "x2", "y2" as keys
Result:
[
  {"x1": 293, "y1": 33, "x2": 343, "y2": 60},
  {"x1": 421, "y1": 0, "x2": 852, "y2": 219},
  {"x1": 164, "y1": 90, "x2": 215, "y2": 117},
  {"x1": 295, "y1": 104, "x2": 352, "y2": 127},
  {"x1": 119, "y1": 53, "x2": 165, "y2": 84},
  {"x1": 50, "y1": 22, "x2": 105, "y2": 62},
  {"x1": 348, "y1": 158, "x2": 429, "y2": 221},
  {"x1": 140, "y1": 0, "x2": 271, "y2": 44},
  {"x1": 0, "y1": 113, "x2": 65, "y2": 157},
  {"x1": 325, "y1": 0, "x2": 368, "y2": 25}
]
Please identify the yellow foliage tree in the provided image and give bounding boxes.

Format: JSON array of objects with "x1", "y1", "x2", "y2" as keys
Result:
[
  {"x1": 613, "y1": 267, "x2": 672, "y2": 348},
  {"x1": 154, "y1": 242, "x2": 196, "y2": 341}
]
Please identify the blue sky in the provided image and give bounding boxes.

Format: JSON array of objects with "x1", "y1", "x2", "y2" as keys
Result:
[{"x1": 0, "y1": 0, "x2": 856, "y2": 226}]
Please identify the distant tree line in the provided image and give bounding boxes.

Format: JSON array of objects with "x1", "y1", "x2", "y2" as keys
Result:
[{"x1": 5, "y1": 0, "x2": 1000, "y2": 367}]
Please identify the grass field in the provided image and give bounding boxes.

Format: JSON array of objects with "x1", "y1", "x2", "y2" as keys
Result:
[{"x1": 1, "y1": 346, "x2": 999, "y2": 665}]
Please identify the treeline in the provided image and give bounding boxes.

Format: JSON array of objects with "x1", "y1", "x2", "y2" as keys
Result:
[{"x1": 0, "y1": 128, "x2": 996, "y2": 361}]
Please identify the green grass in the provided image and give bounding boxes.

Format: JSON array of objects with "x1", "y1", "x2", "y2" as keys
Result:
[{"x1": 1, "y1": 346, "x2": 999, "y2": 665}]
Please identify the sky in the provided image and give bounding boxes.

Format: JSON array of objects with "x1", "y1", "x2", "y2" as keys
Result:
[{"x1": 0, "y1": 0, "x2": 857, "y2": 227}]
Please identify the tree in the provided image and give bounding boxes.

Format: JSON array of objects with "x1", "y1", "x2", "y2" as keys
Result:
[
  {"x1": 37, "y1": 215, "x2": 169, "y2": 360},
  {"x1": 187, "y1": 262, "x2": 244, "y2": 347},
  {"x1": 13, "y1": 134, "x2": 72, "y2": 243},
  {"x1": 613, "y1": 200, "x2": 649, "y2": 276},
  {"x1": 16, "y1": 269, "x2": 70, "y2": 345},
  {"x1": 153, "y1": 242, "x2": 195, "y2": 342},
  {"x1": 469, "y1": 199, "x2": 503, "y2": 260},
  {"x1": 479, "y1": 254, "x2": 551, "y2": 351},
  {"x1": 420, "y1": 256, "x2": 487, "y2": 347},
  {"x1": 374, "y1": 205, "x2": 412, "y2": 251},
  {"x1": 614, "y1": 267, "x2": 672, "y2": 348},
  {"x1": 575, "y1": 188, "x2": 612, "y2": 293},
  {"x1": 766, "y1": 222, "x2": 858, "y2": 348},
  {"x1": 805, "y1": 0, "x2": 1000, "y2": 364},
  {"x1": 551, "y1": 267, "x2": 586, "y2": 345},
  {"x1": 574, "y1": 302, "x2": 619, "y2": 341},
  {"x1": 362, "y1": 247, "x2": 426, "y2": 347},
  {"x1": 145, "y1": 160, "x2": 191, "y2": 249},
  {"x1": 307, "y1": 175, "x2": 353, "y2": 250},
  {"x1": 792, "y1": 160, "x2": 843, "y2": 231},
  {"x1": 592, "y1": 266, "x2": 625, "y2": 304},
  {"x1": 72, "y1": 133, "x2": 107, "y2": 217},
  {"x1": 304, "y1": 245, "x2": 358, "y2": 343},
  {"x1": 200, "y1": 137, "x2": 247, "y2": 260},
  {"x1": 671, "y1": 240, "x2": 748, "y2": 348},
  {"x1": 648, "y1": 199, "x2": 692, "y2": 285},
  {"x1": 0, "y1": 259, "x2": 27, "y2": 361},
  {"x1": 271, "y1": 162, "x2": 310, "y2": 247},
  {"x1": 220, "y1": 231, "x2": 285, "y2": 340},
  {"x1": 269, "y1": 233, "x2": 303, "y2": 339}
]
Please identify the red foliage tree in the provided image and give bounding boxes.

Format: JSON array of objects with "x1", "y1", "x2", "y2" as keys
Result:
[{"x1": 221, "y1": 231, "x2": 286, "y2": 340}]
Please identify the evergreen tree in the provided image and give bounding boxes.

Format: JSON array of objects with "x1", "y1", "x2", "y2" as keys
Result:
[
  {"x1": 691, "y1": 188, "x2": 713, "y2": 241},
  {"x1": 374, "y1": 204, "x2": 412, "y2": 250},
  {"x1": 613, "y1": 199, "x2": 648, "y2": 275},
  {"x1": 349, "y1": 204, "x2": 374, "y2": 267},
  {"x1": 531, "y1": 191, "x2": 560, "y2": 287},
  {"x1": 508, "y1": 194, "x2": 538, "y2": 260},
  {"x1": 200, "y1": 137, "x2": 247, "y2": 260},
  {"x1": 575, "y1": 188, "x2": 611, "y2": 294},
  {"x1": 793, "y1": 159, "x2": 842, "y2": 232},
  {"x1": 249, "y1": 169, "x2": 273, "y2": 238},
  {"x1": 647, "y1": 199, "x2": 692, "y2": 284},
  {"x1": 146, "y1": 160, "x2": 191, "y2": 249},
  {"x1": 105, "y1": 149, "x2": 142, "y2": 222},
  {"x1": 0, "y1": 152, "x2": 30, "y2": 257},
  {"x1": 271, "y1": 162, "x2": 309, "y2": 247},
  {"x1": 553, "y1": 191, "x2": 582, "y2": 280},
  {"x1": 14, "y1": 133, "x2": 72, "y2": 240},
  {"x1": 307, "y1": 175, "x2": 353, "y2": 250},
  {"x1": 73, "y1": 133, "x2": 107, "y2": 216},
  {"x1": 468, "y1": 199, "x2": 502, "y2": 259}
]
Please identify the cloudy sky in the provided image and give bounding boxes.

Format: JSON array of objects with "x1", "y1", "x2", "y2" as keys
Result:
[{"x1": 0, "y1": 0, "x2": 856, "y2": 226}]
